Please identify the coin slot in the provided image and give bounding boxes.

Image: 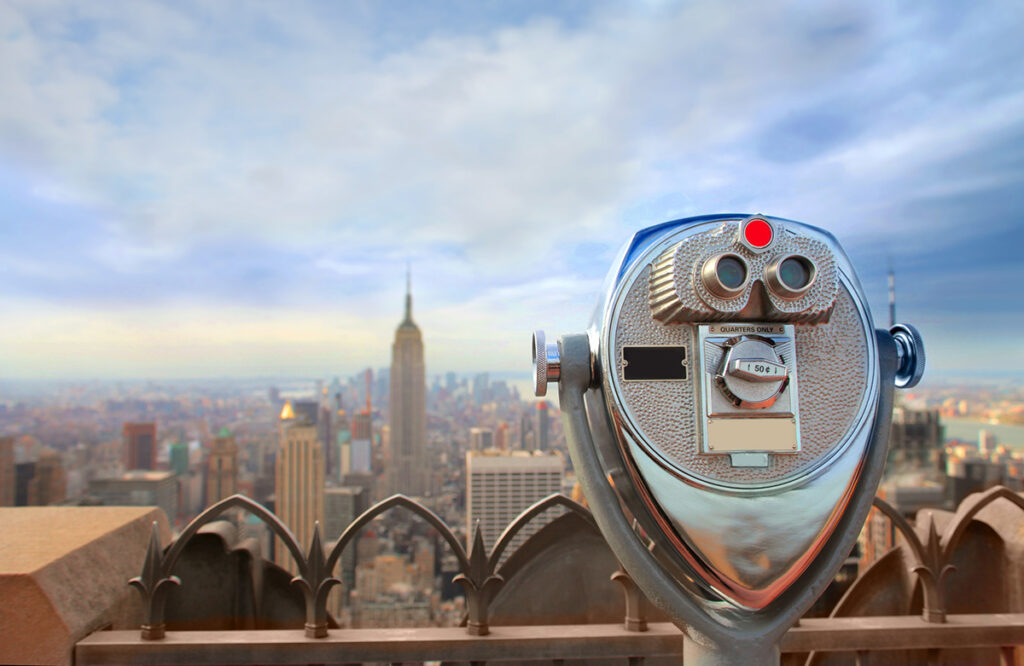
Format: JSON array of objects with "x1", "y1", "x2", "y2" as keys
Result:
[{"x1": 623, "y1": 346, "x2": 687, "y2": 381}]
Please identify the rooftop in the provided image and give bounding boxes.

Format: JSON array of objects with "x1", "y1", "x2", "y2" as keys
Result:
[{"x1": 98, "y1": 470, "x2": 175, "y2": 482}]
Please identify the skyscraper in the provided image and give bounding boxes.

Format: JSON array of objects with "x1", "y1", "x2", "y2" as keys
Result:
[
  {"x1": 387, "y1": 271, "x2": 428, "y2": 497},
  {"x1": 465, "y1": 450, "x2": 564, "y2": 553},
  {"x1": 519, "y1": 413, "x2": 533, "y2": 450},
  {"x1": 495, "y1": 422, "x2": 509, "y2": 451},
  {"x1": 29, "y1": 450, "x2": 66, "y2": 506},
  {"x1": 889, "y1": 407, "x2": 943, "y2": 466},
  {"x1": 123, "y1": 422, "x2": 157, "y2": 471},
  {"x1": 0, "y1": 436, "x2": 13, "y2": 506},
  {"x1": 205, "y1": 428, "x2": 238, "y2": 507},
  {"x1": 169, "y1": 442, "x2": 189, "y2": 477},
  {"x1": 351, "y1": 412, "x2": 373, "y2": 474},
  {"x1": 536, "y1": 402, "x2": 550, "y2": 451},
  {"x1": 275, "y1": 402, "x2": 325, "y2": 572},
  {"x1": 349, "y1": 370, "x2": 374, "y2": 476},
  {"x1": 469, "y1": 427, "x2": 494, "y2": 451},
  {"x1": 324, "y1": 485, "x2": 367, "y2": 613},
  {"x1": 335, "y1": 407, "x2": 352, "y2": 482}
]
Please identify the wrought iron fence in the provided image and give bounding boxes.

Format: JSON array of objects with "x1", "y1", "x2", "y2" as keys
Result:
[
  {"x1": 101, "y1": 487, "x2": 1024, "y2": 666},
  {"x1": 871, "y1": 485, "x2": 1024, "y2": 623},
  {"x1": 128, "y1": 492, "x2": 624, "y2": 640}
]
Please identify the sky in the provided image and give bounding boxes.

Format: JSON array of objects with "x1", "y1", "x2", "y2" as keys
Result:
[{"x1": 0, "y1": 1, "x2": 1022, "y2": 381}]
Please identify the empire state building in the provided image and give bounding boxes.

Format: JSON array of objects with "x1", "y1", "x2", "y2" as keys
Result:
[{"x1": 387, "y1": 272, "x2": 429, "y2": 496}]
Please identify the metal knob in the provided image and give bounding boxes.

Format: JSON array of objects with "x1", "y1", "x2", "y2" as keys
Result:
[
  {"x1": 715, "y1": 336, "x2": 789, "y2": 409},
  {"x1": 532, "y1": 330, "x2": 561, "y2": 397},
  {"x1": 890, "y1": 323, "x2": 925, "y2": 389}
]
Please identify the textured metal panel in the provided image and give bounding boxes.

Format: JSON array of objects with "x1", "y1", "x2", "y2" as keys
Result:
[
  {"x1": 615, "y1": 266, "x2": 869, "y2": 487},
  {"x1": 649, "y1": 220, "x2": 838, "y2": 324}
]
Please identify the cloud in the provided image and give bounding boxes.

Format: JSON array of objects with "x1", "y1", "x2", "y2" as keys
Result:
[
  {"x1": 0, "y1": 1, "x2": 1022, "y2": 376},
  {"x1": 0, "y1": 2, "x2": 888, "y2": 259}
]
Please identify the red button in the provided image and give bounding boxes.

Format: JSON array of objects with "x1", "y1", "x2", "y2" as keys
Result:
[{"x1": 744, "y1": 218, "x2": 772, "y2": 248}]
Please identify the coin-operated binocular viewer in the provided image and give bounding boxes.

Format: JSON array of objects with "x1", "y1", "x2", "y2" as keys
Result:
[{"x1": 533, "y1": 214, "x2": 924, "y2": 665}]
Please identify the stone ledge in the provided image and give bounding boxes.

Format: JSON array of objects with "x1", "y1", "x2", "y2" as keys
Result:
[{"x1": 0, "y1": 506, "x2": 171, "y2": 666}]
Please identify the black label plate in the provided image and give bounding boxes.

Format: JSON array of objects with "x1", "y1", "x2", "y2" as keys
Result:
[{"x1": 623, "y1": 346, "x2": 687, "y2": 381}]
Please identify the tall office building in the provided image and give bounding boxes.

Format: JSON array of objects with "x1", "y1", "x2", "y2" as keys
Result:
[
  {"x1": 205, "y1": 428, "x2": 238, "y2": 507},
  {"x1": 88, "y1": 470, "x2": 177, "y2": 518},
  {"x1": 275, "y1": 402, "x2": 325, "y2": 573},
  {"x1": 169, "y1": 442, "x2": 189, "y2": 477},
  {"x1": 469, "y1": 427, "x2": 494, "y2": 451},
  {"x1": 292, "y1": 401, "x2": 320, "y2": 428},
  {"x1": 495, "y1": 422, "x2": 509, "y2": 451},
  {"x1": 889, "y1": 407, "x2": 943, "y2": 466},
  {"x1": 519, "y1": 413, "x2": 534, "y2": 450},
  {"x1": 29, "y1": 450, "x2": 66, "y2": 506},
  {"x1": 0, "y1": 436, "x2": 13, "y2": 506},
  {"x1": 465, "y1": 450, "x2": 564, "y2": 553},
  {"x1": 979, "y1": 429, "x2": 997, "y2": 455},
  {"x1": 335, "y1": 408, "x2": 352, "y2": 482},
  {"x1": 324, "y1": 486, "x2": 368, "y2": 612},
  {"x1": 387, "y1": 273, "x2": 428, "y2": 496},
  {"x1": 472, "y1": 373, "x2": 490, "y2": 405},
  {"x1": 123, "y1": 422, "x2": 157, "y2": 471},
  {"x1": 350, "y1": 412, "x2": 373, "y2": 474},
  {"x1": 536, "y1": 402, "x2": 550, "y2": 451}
]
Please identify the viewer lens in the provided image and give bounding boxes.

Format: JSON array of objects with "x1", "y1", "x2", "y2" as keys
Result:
[
  {"x1": 716, "y1": 256, "x2": 747, "y2": 290},
  {"x1": 779, "y1": 257, "x2": 811, "y2": 290}
]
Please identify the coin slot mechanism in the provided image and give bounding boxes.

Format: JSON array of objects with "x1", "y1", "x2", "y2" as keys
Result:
[
  {"x1": 623, "y1": 346, "x2": 688, "y2": 381},
  {"x1": 696, "y1": 323, "x2": 801, "y2": 463}
]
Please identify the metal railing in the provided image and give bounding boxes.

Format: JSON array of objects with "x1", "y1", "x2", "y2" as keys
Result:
[
  {"x1": 74, "y1": 488, "x2": 1024, "y2": 665},
  {"x1": 126, "y1": 492, "x2": 602, "y2": 640},
  {"x1": 75, "y1": 616, "x2": 1024, "y2": 665},
  {"x1": 870, "y1": 485, "x2": 1024, "y2": 623}
]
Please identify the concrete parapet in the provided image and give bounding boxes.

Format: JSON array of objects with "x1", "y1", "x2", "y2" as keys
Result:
[{"x1": 0, "y1": 506, "x2": 171, "y2": 666}]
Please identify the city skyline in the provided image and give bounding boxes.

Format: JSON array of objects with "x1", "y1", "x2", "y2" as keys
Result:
[{"x1": 1, "y1": 2, "x2": 1022, "y2": 380}]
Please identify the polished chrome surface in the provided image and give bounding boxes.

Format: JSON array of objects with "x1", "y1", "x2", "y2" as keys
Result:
[
  {"x1": 728, "y1": 358, "x2": 788, "y2": 383},
  {"x1": 697, "y1": 325, "x2": 801, "y2": 459},
  {"x1": 890, "y1": 323, "x2": 925, "y2": 389},
  {"x1": 532, "y1": 330, "x2": 547, "y2": 396},
  {"x1": 603, "y1": 218, "x2": 875, "y2": 488},
  {"x1": 764, "y1": 253, "x2": 818, "y2": 300},
  {"x1": 715, "y1": 335, "x2": 789, "y2": 409},
  {"x1": 561, "y1": 328, "x2": 901, "y2": 661},
  {"x1": 623, "y1": 403, "x2": 873, "y2": 607},
  {"x1": 531, "y1": 330, "x2": 561, "y2": 397},
  {"x1": 589, "y1": 215, "x2": 880, "y2": 610}
]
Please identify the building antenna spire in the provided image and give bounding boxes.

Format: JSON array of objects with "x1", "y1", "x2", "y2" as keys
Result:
[
  {"x1": 364, "y1": 368, "x2": 372, "y2": 415},
  {"x1": 404, "y1": 262, "x2": 413, "y2": 323}
]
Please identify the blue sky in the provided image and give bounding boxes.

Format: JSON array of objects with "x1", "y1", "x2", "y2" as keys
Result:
[{"x1": 0, "y1": 1, "x2": 1022, "y2": 380}]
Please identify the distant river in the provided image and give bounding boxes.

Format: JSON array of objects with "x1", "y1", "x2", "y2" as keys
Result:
[{"x1": 943, "y1": 418, "x2": 1024, "y2": 450}]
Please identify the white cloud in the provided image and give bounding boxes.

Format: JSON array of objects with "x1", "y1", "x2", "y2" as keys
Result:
[
  {"x1": 0, "y1": 2, "x2": 888, "y2": 264},
  {"x1": 0, "y1": 1, "x2": 1022, "y2": 376}
]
